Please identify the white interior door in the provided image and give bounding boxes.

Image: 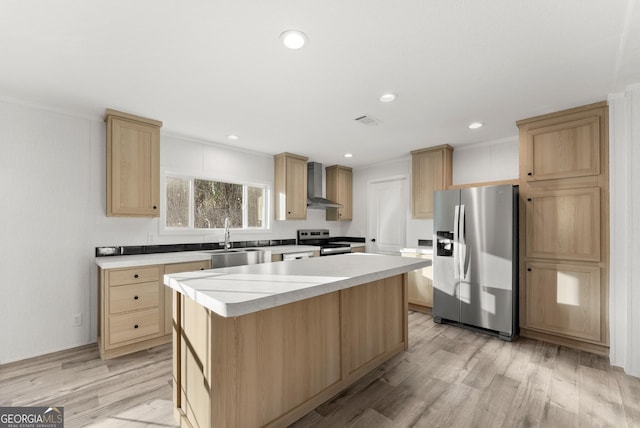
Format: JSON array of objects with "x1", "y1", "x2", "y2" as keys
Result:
[{"x1": 367, "y1": 177, "x2": 406, "y2": 254}]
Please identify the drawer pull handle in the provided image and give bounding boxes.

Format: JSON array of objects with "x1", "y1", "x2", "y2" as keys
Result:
[
  {"x1": 200, "y1": 268, "x2": 204, "y2": 270},
  {"x1": 527, "y1": 268, "x2": 532, "y2": 271},
  {"x1": 134, "y1": 295, "x2": 139, "y2": 300},
  {"x1": 527, "y1": 172, "x2": 532, "y2": 176},
  {"x1": 134, "y1": 274, "x2": 139, "y2": 279},
  {"x1": 134, "y1": 324, "x2": 139, "y2": 329},
  {"x1": 527, "y1": 198, "x2": 532, "y2": 202}
]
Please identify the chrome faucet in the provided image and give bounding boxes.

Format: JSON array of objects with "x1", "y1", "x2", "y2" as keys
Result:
[{"x1": 223, "y1": 217, "x2": 231, "y2": 250}]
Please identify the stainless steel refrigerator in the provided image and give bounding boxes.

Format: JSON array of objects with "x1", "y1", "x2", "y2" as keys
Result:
[{"x1": 433, "y1": 184, "x2": 518, "y2": 340}]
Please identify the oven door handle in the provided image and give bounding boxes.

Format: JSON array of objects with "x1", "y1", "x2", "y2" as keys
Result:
[{"x1": 320, "y1": 247, "x2": 351, "y2": 256}]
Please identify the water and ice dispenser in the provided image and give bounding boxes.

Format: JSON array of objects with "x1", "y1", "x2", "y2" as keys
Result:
[{"x1": 436, "y1": 231, "x2": 454, "y2": 257}]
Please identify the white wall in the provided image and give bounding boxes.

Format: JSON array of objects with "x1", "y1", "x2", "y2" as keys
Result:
[
  {"x1": 345, "y1": 139, "x2": 519, "y2": 250},
  {"x1": 609, "y1": 84, "x2": 640, "y2": 377},
  {"x1": 452, "y1": 137, "x2": 519, "y2": 184},
  {"x1": 0, "y1": 99, "x2": 346, "y2": 364}
]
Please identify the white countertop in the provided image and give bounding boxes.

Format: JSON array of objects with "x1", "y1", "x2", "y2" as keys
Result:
[
  {"x1": 95, "y1": 245, "x2": 321, "y2": 269},
  {"x1": 96, "y1": 251, "x2": 212, "y2": 269},
  {"x1": 268, "y1": 245, "x2": 320, "y2": 254},
  {"x1": 400, "y1": 247, "x2": 433, "y2": 255},
  {"x1": 164, "y1": 253, "x2": 431, "y2": 317}
]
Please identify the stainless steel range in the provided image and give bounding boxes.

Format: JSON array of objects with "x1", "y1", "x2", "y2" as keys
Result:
[{"x1": 297, "y1": 229, "x2": 351, "y2": 256}]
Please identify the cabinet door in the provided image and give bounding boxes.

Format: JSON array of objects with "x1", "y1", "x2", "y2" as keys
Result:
[
  {"x1": 403, "y1": 253, "x2": 433, "y2": 308},
  {"x1": 108, "y1": 117, "x2": 160, "y2": 217},
  {"x1": 525, "y1": 262, "x2": 601, "y2": 342},
  {"x1": 285, "y1": 156, "x2": 307, "y2": 220},
  {"x1": 524, "y1": 116, "x2": 600, "y2": 181},
  {"x1": 326, "y1": 166, "x2": 353, "y2": 221},
  {"x1": 412, "y1": 146, "x2": 453, "y2": 220},
  {"x1": 525, "y1": 187, "x2": 600, "y2": 262},
  {"x1": 412, "y1": 150, "x2": 442, "y2": 219},
  {"x1": 274, "y1": 153, "x2": 308, "y2": 221},
  {"x1": 164, "y1": 260, "x2": 211, "y2": 335}
]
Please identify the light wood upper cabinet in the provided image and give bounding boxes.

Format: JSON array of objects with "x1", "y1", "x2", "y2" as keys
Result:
[
  {"x1": 274, "y1": 152, "x2": 308, "y2": 220},
  {"x1": 326, "y1": 165, "x2": 353, "y2": 221},
  {"x1": 105, "y1": 109, "x2": 162, "y2": 217},
  {"x1": 523, "y1": 116, "x2": 600, "y2": 182},
  {"x1": 411, "y1": 145, "x2": 453, "y2": 219}
]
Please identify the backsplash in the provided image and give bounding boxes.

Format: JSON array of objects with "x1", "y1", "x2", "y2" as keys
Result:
[
  {"x1": 95, "y1": 239, "x2": 296, "y2": 257},
  {"x1": 95, "y1": 236, "x2": 365, "y2": 257}
]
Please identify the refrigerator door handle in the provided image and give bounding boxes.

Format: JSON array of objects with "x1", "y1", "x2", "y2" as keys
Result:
[
  {"x1": 453, "y1": 204, "x2": 460, "y2": 284},
  {"x1": 459, "y1": 204, "x2": 468, "y2": 279}
]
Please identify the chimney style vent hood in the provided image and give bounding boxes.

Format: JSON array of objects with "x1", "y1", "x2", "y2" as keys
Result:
[{"x1": 307, "y1": 162, "x2": 343, "y2": 209}]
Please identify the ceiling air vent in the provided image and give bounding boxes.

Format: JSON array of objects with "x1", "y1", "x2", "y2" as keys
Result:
[{"x1": 354, "y1": 114, "x2": 381, "y2": 126}]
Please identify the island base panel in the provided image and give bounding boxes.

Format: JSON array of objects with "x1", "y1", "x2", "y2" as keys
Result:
[{"x1": 173, "y1": 273, "x2": 408, "y2": 427}]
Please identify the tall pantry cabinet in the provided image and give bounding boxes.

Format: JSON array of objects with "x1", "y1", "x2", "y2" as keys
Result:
[{"x1": 517, "y1": 101, "x2": 609, "y2": 355}]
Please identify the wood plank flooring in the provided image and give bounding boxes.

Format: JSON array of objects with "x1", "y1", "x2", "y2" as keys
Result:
[{"x1": 1, "y1": 312, "x2": 638, "y2": 427}]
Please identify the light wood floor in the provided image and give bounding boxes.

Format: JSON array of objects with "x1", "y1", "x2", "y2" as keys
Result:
[{"x1": 1, "y1": 312, "x2": 639, "y2": 427}]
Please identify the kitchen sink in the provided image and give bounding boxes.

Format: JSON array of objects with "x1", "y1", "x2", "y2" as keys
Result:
[{"x1": 204, "y1": 248, "x2": 271, "y2": 268}]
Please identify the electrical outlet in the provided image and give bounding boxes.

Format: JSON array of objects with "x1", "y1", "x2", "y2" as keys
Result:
[{"x1": 72, "y1": 312, "x2": 82, "y2": 327}]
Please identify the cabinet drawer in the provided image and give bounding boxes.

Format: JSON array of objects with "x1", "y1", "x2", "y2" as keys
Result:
[
  {"x1": 108, "y1": 266, "x2": 161, "y2": 286},
  {"x1": 109, "y1": 308, "x2": 160, "y2": 346},
  {"x1": 110, "y1": 282, "x2": 159, "y2": 315}
]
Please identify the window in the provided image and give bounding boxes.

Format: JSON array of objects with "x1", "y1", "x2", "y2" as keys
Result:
[{"x1": 165, "y1": 175, "x2": 268, "y2": 231}]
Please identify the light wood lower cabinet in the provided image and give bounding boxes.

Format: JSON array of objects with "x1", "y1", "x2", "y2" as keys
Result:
[
  {"x1": 401, "y1": 252, "x2": 433, "y2": 311},
  {"x1": 524, "y1": 261, "x2": 601, "y2": 342},
  {"x1": 99, "y1": 259, "x2": 210, "y2": 360},
  {"x1": 99, "y1": 265, "x2": 165, "y2": 359},
  {"x1": 173, "y1": 274, "x2": 407, "y2": 427}
]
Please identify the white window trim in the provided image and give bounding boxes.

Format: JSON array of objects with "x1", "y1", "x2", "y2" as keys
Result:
[{"x1": 160, "y1": 169, "x2": 272, "y2": 235}]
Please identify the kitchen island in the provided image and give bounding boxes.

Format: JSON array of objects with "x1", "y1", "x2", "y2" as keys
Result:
[{"x1": 164, "y1": 253, "x2": 430, "y2": 428}]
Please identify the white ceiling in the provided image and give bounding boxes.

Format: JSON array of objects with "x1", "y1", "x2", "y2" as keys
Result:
[{"x1": 1, "y1": 1, "x2": 639, "y2": 167}]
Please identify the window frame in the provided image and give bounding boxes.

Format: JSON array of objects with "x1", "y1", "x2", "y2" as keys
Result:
[{"x1": 160, "y1": 170, "x2": 271, "y2": 235}]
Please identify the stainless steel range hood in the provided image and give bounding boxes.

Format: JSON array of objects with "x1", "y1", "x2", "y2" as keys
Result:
[{"x1": 307, "y1": 162, "x2": 343, "y2": 209}]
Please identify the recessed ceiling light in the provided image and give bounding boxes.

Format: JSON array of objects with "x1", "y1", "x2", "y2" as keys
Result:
[
  {"x1": 344, "y1": 153, "x2": 353, "y2": 158},
  {"x1": 379, "y1": 93, "x2": 398, "y2": 103},
  {"x1": 227, "y1": 134, "x2": 239, "y2": 140},
  {"x1": 280, "y1": 30, "x2": 308, "y2": 49},
  {"x1": 468, "y1": 122, "x2": 484, "y2": 129}
]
